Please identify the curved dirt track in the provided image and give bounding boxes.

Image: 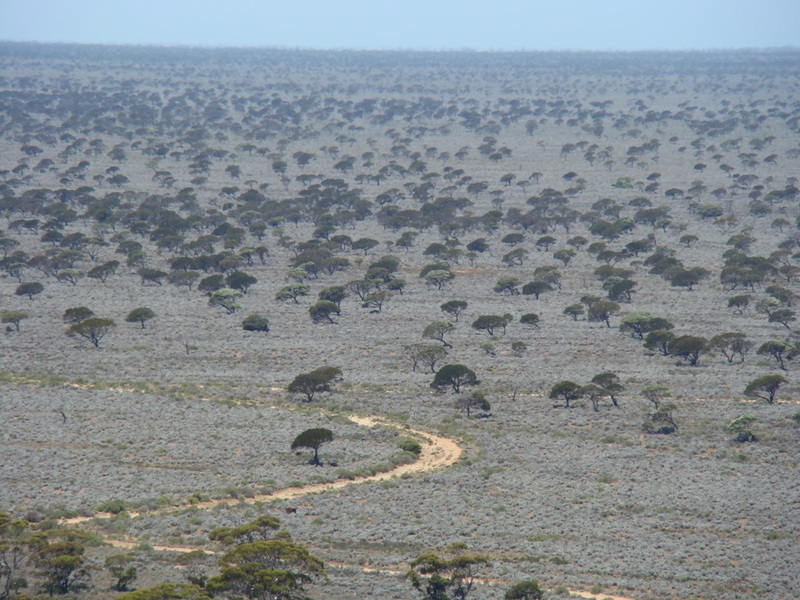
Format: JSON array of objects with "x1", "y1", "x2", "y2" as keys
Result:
[
  {"x1": 64, "y1": 414, "x2": 636, "y2": 600},
  {"x1": 65, "y1": 414, "x2": 460, "y2": 524}
]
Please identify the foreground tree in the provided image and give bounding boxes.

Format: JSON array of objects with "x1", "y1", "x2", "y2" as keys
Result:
[
  {"x1": 105, "y1": 554, "x2": 139, "y2": 591},
  {"x1": 32, "y1": 530, "x2": 93, "y2": 596},
  {"x1": 68, "y1": 317, "x2": 115, "y2": 347},
  {"x1": 290, "y1": 428, "x2": 334, "y2": 466},
  {"x1": 287, "y1": 367, "x2": 342, "y2": 401},
  {"x1": 744, "y1": 374, "x2": 788, "y2": 404},
  {"x1": 431, "y1": 364, "x2": 479, "y2": 394},
  {"x1": 504, "y1": 580, "x2": 543, "y2": 600},
  {"x1": 406, "y1": 550, "x2": 490, "y2": 600},
  {"x1": 0, "y1": 513, "x2": 30, "y2": 600},
  {"x1": 206, "y1": 538, "x2": 324, "y2": 600},
  {"x1": 117, "y1": 583, "x2": 211, "y2": 599},
  {"x1": 125, "y1": 307, "x2": 156, "y2": 328}
]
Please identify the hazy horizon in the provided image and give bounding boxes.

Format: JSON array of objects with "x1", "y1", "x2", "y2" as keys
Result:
[{"x1": 1, "y1": 0, "x2": 798, "y2": 53}]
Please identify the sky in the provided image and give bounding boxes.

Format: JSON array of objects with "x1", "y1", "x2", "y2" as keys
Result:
[{"x1": 0, "y1": 0, "x2": 798, "y2": 52}]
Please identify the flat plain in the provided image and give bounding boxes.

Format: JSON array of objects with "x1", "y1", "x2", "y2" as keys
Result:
[{"x1": 0, "y1": 43, "x2": 798, "y2": 599}]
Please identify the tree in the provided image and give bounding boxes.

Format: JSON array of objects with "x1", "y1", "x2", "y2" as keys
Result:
[
  {"x1": 423, "y1": 321, "x2": 455, "y2": 348},
  {"x1": 671, "y1": 335, "x2": 708, "y2": 366},
  {"x1": 226, "y1": 271, "x2": 257, "y2": 294},
  {"x1": 494, "y1": 276, "x2": 521, "y2": 295},
  {"x1": 207, "y1": 539, "x2": 324, "y2": 600},
  {"x1": 471, "y1": 315, "x2": 510, "y2": 336},
  {"x1": 287, "y1": 367, "x2": 342, "y2": 402},
  {"x1": 139, "y1": 268, "x2": 168, "y2": 286},
  {"x1": 352, "y1": 237, "x2": 379, "y2": 254},
  {"x1": 290, "y1": 428, "x2": 334, "y2": 466},
  {"x1": 426, "y1": 269, "x2": 455, "y2": 290},
  {"x1": 521, "y1": 281, "x2": 552, "y2": 300},
  {"x1": 105, "y1": 554, "x2": 138, "y2": 591},
  {"x1": 727, "y1": 414, "x2": 758, "y2": 442},
  {"x1": 69, "y1": 318, "x2": 115, "y2": 347},
  {"x1": 643, "y1": 404, "x2": 678, "y2": 434},
  {"x1": 15, "y1": 281, "x2": 43, "y2": 300},
  {"x1": 242, "y1": 314, "x2": 270, "y2": 332},
  {"x1": 116, "y1": 583, "x2": 212, "y2": 599},
  {"x1": 519, "y1": 313, "x2": 540, "y2": 328},
  {"x1": 125, "y1": 307, "x2": 156, "y2": 328},
  {"x1": 1, "y1": 311, "x2": 28, "y2": 332},
  {"x1": 708, "y1": 332, "x2": 753, "y2": 363},
  {"x1": 362, "y1": 290, "x2": 392, "y2": 313},
  {"x1": 591, "y1": 372, "x2": 624, "y2": 407},
  {"x1": 431, "y1": 364, "x2": 479, "y2": 394},
  {"x1": 587, "y1": 301, "x2": 620, "y2": 327},
  {"x1": 769, "y1": 309, "x2": 796, "y2": 329},
  {"x1": 0, "y1": 513, "x2": 31, "y2": 600},
  {"x1": 756, "y1": 340, "x2": 796, "y2": 371},
  {"x1": 309, "y1": 300, "x2": 340, "y2": 324},
  {"x1": 563, "y1": 304, "x2": 584, "y2": 320},
  {"x1": 641, "y1": 385, "x2": 669, "y2": 409},
  {"x1": 548, "y1": 381, "x2": 581, "y2": 408},
  {"x1": 505, "y1": 580, "x2": 543, "y2": 600},
  {"x1": 32, "y1": 531, "x2": 92, "y2": 596},
  {"x1": 87, "y1": 260, "x2": 120, "y2": 282},
  {"x1": 63, "y1": 306, "x2": 94, "y2": 324},
  {"x1": 209, "y1": 288, "x2": 243, "y2": 314},
  {"x1": 619, "y1": 312, "x2": 673, "y2": 339},
  {"x1": 406, "y1": 551, "x2": 490, "y2": 600},
  {"x1": 319, "y1": 285, "x2": 347, "y2": 308},
  {"x1": 744, "y1": 375, "x2": 788, "y2": 404},
  {"x1": 441, "y1": 300, "x2": 468, "y2": 322},
  {"x1": 276, "y1": 284, "x2": 310, "y2": 304},
  {"x1": 727, "y1": 294, "x2": 751, "y2": 314},
  {"x1": 456, "y1": 390, "x2": 491, "y2": 417},
  {"x1": 644, "y1": 329, "x2": 675, "y2": 356}
]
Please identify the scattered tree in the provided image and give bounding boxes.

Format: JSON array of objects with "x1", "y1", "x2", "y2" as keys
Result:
[
  {"x1": 456, "y1": 390, "x2": 491, "y2": 417},
  {"x1": 290, "y1": 428, "x2": 334, "y2": 466},
  {"x1": 15, "y1": 281, "x2": 43, "y2": 300},
  {"x1": 208, "y1": 288, "x2": 243, "y2": 314},
  {"x1": 242, "y1": 314, "x2": 270, "y2": 332},
  {"x1": 431, "y1": 364, "x2": 479, "y2": 394},
  {"x1": 549, "y1": 381, "x2": 581, "y2": 408},
  {"x1": 68, "y1": 317, "x2": 115, "y2": 347},
  {"x1": 287, "y1": 367, "x2": 342, "y2": 402},
  {"x1": 744, "y1": 374, "x2": 788, "y2": 404},
  {"x1": 423, "y1": 321, "x2": 455, "y2": 348},
  {"x1": 125, "y1": 307, "x2": 156, "y2": 328},
  {"x1": 441, "y1": 300, "x2": 468, "y2": 322}
]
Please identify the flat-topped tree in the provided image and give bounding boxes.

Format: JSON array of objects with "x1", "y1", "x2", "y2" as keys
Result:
[
  {"x1": 287, "y1": 367, "x2": 342, "y2": 402},
  {"x1": 290, "y1": 428, "x2": 334, "y2": 466},
  {"x1": 431, "y1": 364, "x2": 479, "y2": 394},
  {"x1": 125, "y1": 307, "x2": 156, "y2": 329},
  {"x1": 68, "y1": 317, "x2": 115, "y2": 348}
]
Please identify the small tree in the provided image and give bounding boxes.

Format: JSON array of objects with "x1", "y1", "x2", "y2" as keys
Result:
[
  {"x1": 287, "y1": 367, "x2": 342, "y2": 402},
  {"x1": 125, "y1": 307, "x2": 156, "y2": 328},
  {"x1": 1, "y1": 310, "x2": 28, "y2": 332},
  {"x1": 641, "y1": 385, "x2": 669, "y2": 409},
  {"x1": 290, "y1": 428, "x2": 334, "y2": 466},
  {"x1": 309, "y1": 300, "x2": 340, "y2": 324},
  {"x1": 505, "y1": 580, "x2": 543, "y2": 600},
  {"x1": 643, "y1": 404, "x2": 678, "y2": 434},
  {"x1": 456, "y1": 390, "x2": 491, "y2": 417},
  {"x1": 15, "y1": 281, "x2": 43, "y2": 300},
  {"x1": 671, "y1": 335, "x2": 708, "y2": 366},
  {"x1": 105, "y1": 554, "x2": 138, "y2": 591},
  {"x1": 209, "y1": 289, "x2": 243, "y2": 314},
  {"x1": 69, "y1": 318, "x2": 115, "y2": 347},
  {"x1": 519, "y1": 313, "x2": 540, "y2": 328},
  {"x1": 744, "y1": 374, "x2": 788, "y2": 404},
  {"x1": 431, "y1": 364, "x2": 479, "y2": 394},
  {"x1": 242, "y1": 314, "x2": 270, "y2": 332},
  {"x1": 441, "y1": 300, "x2": 468, "y2": 322},
  {"x1": 708, "y1": 332, "x2": 753, "y2": 363},
  {"x1": 63, "y1": 306, "x2": 95, "y2": 324},
  {"x1": 591, "y1": 372, "x2": 624, "y2": 407},
  {"x1": 756, "y1": 340, "x2": 796, "y2": 371},
  {"x1": 727, "y1": 414, "x2": 758, "y2": 442},
  {"x1": 226, "y1": 271, "x2": 257, "y2": 294},
  {"x1": 275, "y1": 284, "x2": 310, "y2": 304},
  {"x1": 548, "y1": 381, "x2": 581, "y2": 408},
  {"x1": 587, "y1": 300, "x2": 620, "y2": 327},
  {"x1": 406, "y1": 551, "x2": 490, "y2": 600},
  {"x1": 423, "y1": 321, "x2": 455, "y2": 348},
  {"x1": 471, "y1": 315, "x2": 510, "y2": 336},
  {"x1": 563, "y1": 304, "x2": 584, "y2": 320}
]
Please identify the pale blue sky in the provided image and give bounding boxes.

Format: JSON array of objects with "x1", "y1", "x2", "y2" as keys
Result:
[{"x1": 1, "y1": 0, "x2": 798, "y2": 51}]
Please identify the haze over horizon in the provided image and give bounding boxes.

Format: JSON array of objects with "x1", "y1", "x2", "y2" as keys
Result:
[{"x1": 1, "y1": 0, "x2": 798, "y2": 53}]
